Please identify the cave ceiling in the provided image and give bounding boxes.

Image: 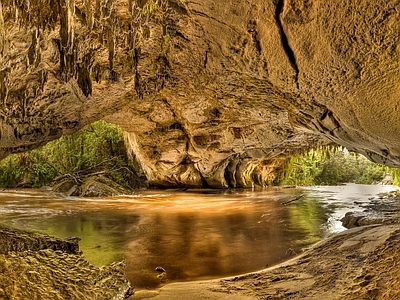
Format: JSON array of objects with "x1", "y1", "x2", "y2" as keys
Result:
[{"x1": 1, "y1": 0, "x2": 400, "y2": 187}]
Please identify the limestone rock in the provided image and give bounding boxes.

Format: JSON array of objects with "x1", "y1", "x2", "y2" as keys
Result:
[
  {"x1": 0, "y1": 225, "x2": 132, "y2": 300},
  {"x1": 1, "y1": 0, "x2": 400, "y2": 187},
  {"x1": 0, "y1": 224, "x2": 80, "y2": 254},
  {"x1": 341, "y1": 212, "x2": 367, "y2": 229}
]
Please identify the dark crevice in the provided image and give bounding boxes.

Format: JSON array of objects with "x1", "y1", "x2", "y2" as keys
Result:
[
  {"x1": 203, "y1": 50, "x2": 208, "y2": 68},
  {"x1": 168, "y1": 0, "x2": 189, "y2": 15},
  {"x1": 132, "y1": 48, "x2": 142, "y2": 99},
  {"x1": 247, "y1": 20, "x2": 262, "y2": 55},
  {"x1": 27, "y1": 29, "x2": 38, "y2": 66},
  {"x1": 320, "y1": 108, "x2": 329, "y2": 121},
  {"x1": 253, "y1": 32, "x2": 262, "y2": 54},
  {"x1": 0, "y1": 69, "x2": 9, "y2": 105},
  {"x1": 77, "y1": 66, "x2": 92, "y2": 97},
  {"x1": 275, "y1": 0, "x2": 299, "y2": 88}
]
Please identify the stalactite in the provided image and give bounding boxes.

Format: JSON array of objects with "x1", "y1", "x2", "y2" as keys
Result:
[
  {"x1": 59, "y1": 0, "x2": 75, "y2": 52},
  {"x1": 27, "y1": 28, "x2": 39, "y2": 66},
  {"x1": 107, "y1": 26, "x2": 115, "y2": 74},
  {"x1": 85, "y1": 0, "x2": 93, "y2": 31},
  {"x1": 0, "y1": 3, "x2": 5, "y2": 55},
  {"x1": 0, "y1": 69, "x2": 8, "y2": 106},
  {"x1": 5, "y1": 0, "x2": 61, "y2": 30}
]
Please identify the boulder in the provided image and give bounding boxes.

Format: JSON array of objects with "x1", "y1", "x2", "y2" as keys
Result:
[
  {"x1": 52, "y1": 179, "x2": 80, "y2": 196},
  {"x1": 52, "y1": 175, "x2": 131, "y2": 197},
  {"x1": 80, "y1": 176, "x2": 131, "y2": 197}
]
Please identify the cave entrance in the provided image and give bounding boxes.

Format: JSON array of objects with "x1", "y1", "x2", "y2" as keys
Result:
[
  {"x1": 280, "y1": 146, "x2": 399, "y2": 187},
  {"x1": 0, "y1": 120, "x2": 147, "y2": 191}
]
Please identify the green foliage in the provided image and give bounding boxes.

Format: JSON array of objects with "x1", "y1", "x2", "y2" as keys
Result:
[
  {"x1": 393, "y1": 169, "x2": 400, "y2": 186},
  {"x1": 0, "y1": 121, "x2": 138, "y2": 188},
  {"x1": 281, "y1": 147, "x2": 397, "y2": 186},
  {"x1": 0, "y1": 155, "x2": 25, "y2": 187},
  {"x1": 142, "y1": 0, "x2": 158, "y2": 15},
  {"x1": 163, "y1": 33, "x2": 170, "y2": 44}
]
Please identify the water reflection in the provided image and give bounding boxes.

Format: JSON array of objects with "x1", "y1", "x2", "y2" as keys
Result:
[{"x1": 0, "y1": 184, "x2": 398, "y2": 289}]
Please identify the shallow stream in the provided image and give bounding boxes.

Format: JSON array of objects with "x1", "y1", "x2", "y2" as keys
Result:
[{"x1": 0, "y1": 184, "x2": 398, "y2": 289}]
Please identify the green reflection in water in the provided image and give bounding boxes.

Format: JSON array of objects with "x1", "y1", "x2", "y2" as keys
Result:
[
  {"x1": 286, "y1": 196, "x2": 331, "y2": 246},
  {"x1": 32, "y1": 212, "x2": 141, "y2": 267}
]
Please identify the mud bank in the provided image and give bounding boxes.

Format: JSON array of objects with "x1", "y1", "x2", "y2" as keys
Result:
[
  {"x1": 0, "y1": 225, "x2": 132, "y2": 300},
  {"x1": 131, "y1": 224, "x2": 400, "y2": 300}
]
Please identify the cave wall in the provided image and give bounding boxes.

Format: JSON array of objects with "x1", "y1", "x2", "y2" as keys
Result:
[{"x1": 1, "y1": 0, "x2": 400, "y2": 188}]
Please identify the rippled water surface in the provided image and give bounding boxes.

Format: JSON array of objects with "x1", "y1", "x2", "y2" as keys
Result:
[{"x1": 0, "y1": 184, "x2": 398, "y2": 289}]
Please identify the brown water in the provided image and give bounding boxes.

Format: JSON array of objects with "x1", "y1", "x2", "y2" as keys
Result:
[{"x1": 0, "y1": 184, "x2": 398, "y2": 290}]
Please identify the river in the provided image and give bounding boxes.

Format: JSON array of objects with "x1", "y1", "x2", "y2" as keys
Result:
[{"x1": 0, "y1": 183, "x2": 398, "y2": 290}]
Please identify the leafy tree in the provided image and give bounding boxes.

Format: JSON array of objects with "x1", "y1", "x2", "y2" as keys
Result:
[
  {"x1": 281, "y1": 147, "x2": 396, "y2": 186},
  {"x1": 0, "y1": 121, "x2": 144, "y2": 188}
]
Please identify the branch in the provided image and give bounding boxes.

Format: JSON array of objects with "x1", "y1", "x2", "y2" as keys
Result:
[{"x1": 282, "y1": 194, "x2": 305, "y2": 205}]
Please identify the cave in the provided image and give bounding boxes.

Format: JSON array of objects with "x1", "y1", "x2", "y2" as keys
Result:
[{"x1": 1, "y1": 0, "x2": 400, "y2": 299}]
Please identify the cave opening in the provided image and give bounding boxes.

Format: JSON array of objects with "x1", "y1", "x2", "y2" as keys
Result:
[{"x1": 0, "y1": 120, "x2": 147, "y2": 192}]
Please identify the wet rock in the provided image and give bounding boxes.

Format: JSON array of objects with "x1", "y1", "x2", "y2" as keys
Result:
[
  {"x1": 341, "y1": 194, "x2": 400, "y2": 229},
  {"x1": 341, "y1": 212, "x2": 384, "y2": 228},
  {"x1": 53, "y1": 176, "x2": 131, "y2": 197},
  {"x1": 52, "y1": 179, "x2": 80, "y2": 196},
  {"x1": 80, "y1": 176, "x2": 131, "y2": 197},
  {"x1": 341, "y1": 212, "x2": 367, "y2": 229}
]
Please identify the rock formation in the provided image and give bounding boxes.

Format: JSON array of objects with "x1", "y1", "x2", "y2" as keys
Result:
[
  {"x1": 1, "y1": 0, "x2": 400, "y2": 188},
  {"x1": 0, "y1": 224, "x2": 132, "y2": 299}
]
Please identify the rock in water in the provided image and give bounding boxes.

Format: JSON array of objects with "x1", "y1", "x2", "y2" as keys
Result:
[
  {"x1": 80, "y1": 176, "x2": 131, "y2": 197},
  {"x1": 0, "y1": 225, "x2": 133, "y2": 300},
  {"x1": 53, "y1": 175, "x2": 131, "y2": 197}
]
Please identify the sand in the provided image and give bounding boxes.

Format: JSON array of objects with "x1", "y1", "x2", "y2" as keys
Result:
[{"x1": 130, "y1": 224, "x2": 400, "y2": 300}]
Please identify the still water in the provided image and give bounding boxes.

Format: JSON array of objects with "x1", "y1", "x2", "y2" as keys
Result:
[{"x1": 0, "y1": 184, "x2": 398, "y2": 289}]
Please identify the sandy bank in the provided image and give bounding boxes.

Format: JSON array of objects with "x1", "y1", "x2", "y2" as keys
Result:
[{"x1": 130, "y1": 224, "x2": 400, "y2": 300}]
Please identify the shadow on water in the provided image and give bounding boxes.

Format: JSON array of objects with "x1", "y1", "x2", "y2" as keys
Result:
[{"x1": 0, "y1": 184, "x2": 398, "y2": 289}]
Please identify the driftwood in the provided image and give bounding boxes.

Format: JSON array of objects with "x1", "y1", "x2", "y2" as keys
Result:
[
  {"x1": 53, "y1": 171, "x2": 107, "y2": 185},
  {"x1": 282, "y1": 194, "x2": 305, "y2": 205},
  {"x1": 52, "y1": 157, "x2": 134, "y2": 184}
]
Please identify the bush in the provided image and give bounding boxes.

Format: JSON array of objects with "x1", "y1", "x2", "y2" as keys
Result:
[
  {"x1": 0, "y1": 155, "x2": 25, "y2": 187},
  {"x1": 281, "y1": 147, "x2": 395, "y2": 186}
]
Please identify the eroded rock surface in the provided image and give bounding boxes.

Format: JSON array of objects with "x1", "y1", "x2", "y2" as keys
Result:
[
  {"x1": 0, "y1": 225, "x2": 132, "y2": 300},
  {"x1": 0, "y1": 224, "x2": 80, "y2": 254},
  {"x1": 1, "y1": 0, "x2": 400, "y2": 187}
]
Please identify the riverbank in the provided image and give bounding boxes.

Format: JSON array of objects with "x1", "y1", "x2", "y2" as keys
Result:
[
  {"x1": 2, "y1": 217, "x2": 398, "y2": 300},
  {"x1": 131, "y1": 224, "x2": 400, "y2": 299}
]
